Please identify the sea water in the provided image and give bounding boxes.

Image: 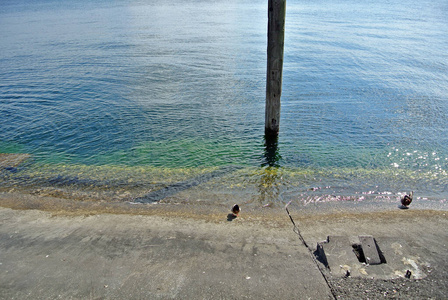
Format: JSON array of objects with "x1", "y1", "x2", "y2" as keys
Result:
[{"x1": 1, "y1": 0, "x2": 447, "y2": 207}]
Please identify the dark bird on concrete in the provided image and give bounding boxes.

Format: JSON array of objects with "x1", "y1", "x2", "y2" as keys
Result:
[
  {"x1": 231, "y1": 204, "x2": 240, "y2": 216},
  {"x1": 401, "y1": 191, "x2": 413, "y2": 207}
]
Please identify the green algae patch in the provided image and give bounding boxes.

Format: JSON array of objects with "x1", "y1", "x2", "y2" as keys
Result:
[
  {"x1": 103, "y1": 138, "x2": 256, "y2": 168},
  {"x1": 25, "y1": 163, "x2": 219, "y2": 184}
]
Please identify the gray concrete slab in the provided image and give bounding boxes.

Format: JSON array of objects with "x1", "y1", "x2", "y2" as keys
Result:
[
  {"x1": 316, "y1": 236, "x2": 360, "y2": 277},
  {"x1": 0, "y1": 208, "x2": 333, "y2": 299},
  {"x1": 0, "y1": 198, "x2": 447, "y2": 299}
]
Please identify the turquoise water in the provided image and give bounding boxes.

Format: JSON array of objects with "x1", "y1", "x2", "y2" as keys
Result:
[{"x1": 1, "y1": 0, "x2": 448, "y2": 204}]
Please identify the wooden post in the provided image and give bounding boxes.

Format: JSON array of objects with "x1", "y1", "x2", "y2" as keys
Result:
[{"x1": 265, "y1": 0, "x2": 286, "y2": 137}]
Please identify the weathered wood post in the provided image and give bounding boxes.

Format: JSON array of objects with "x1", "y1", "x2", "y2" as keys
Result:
[{"x1": 265, "y1": 0, "x2": 286, "y2": 137}]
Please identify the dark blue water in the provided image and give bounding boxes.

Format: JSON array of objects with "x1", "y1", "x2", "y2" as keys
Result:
[{"x1": 1, "y1": 0, "x2": 448, "y2": 204}]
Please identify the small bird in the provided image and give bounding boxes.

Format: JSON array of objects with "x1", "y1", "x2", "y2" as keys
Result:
[
  {"x1": 231, "y1": 204, "x2": 240, "y2": 216},
  {"x1": 401, "y1": 191, "x2": 413, "y2": 207}
]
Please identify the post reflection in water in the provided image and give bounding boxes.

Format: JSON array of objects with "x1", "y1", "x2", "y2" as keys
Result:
[
  {"x1": 257, "y1": 134, "x2": 283, "y2": 205},
  {"x1": 262, "y1": 133, "x2": 281, "y2": 168}
]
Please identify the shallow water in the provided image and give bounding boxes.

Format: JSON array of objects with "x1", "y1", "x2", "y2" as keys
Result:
[{"x1": 1, "y1": 0, "x2": 447, "y2": 205}]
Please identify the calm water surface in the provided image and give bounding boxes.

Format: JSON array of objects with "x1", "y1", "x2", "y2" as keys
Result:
[{"x1": 1, "y1": 0, "x2": 447, "y2": 206}]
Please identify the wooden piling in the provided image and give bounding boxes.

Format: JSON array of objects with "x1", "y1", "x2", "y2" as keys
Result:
[{"x1": 265, "y1": 0, "x2": 286, "y2": 136}]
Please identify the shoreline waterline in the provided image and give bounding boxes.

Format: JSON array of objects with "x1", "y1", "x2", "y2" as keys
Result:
[
  {"x1": 1, "y1": 153, "x2": 447, "y2": 216},
  {"x1": 1, "y1": 189, "x2": 446, "y2": 222}
]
